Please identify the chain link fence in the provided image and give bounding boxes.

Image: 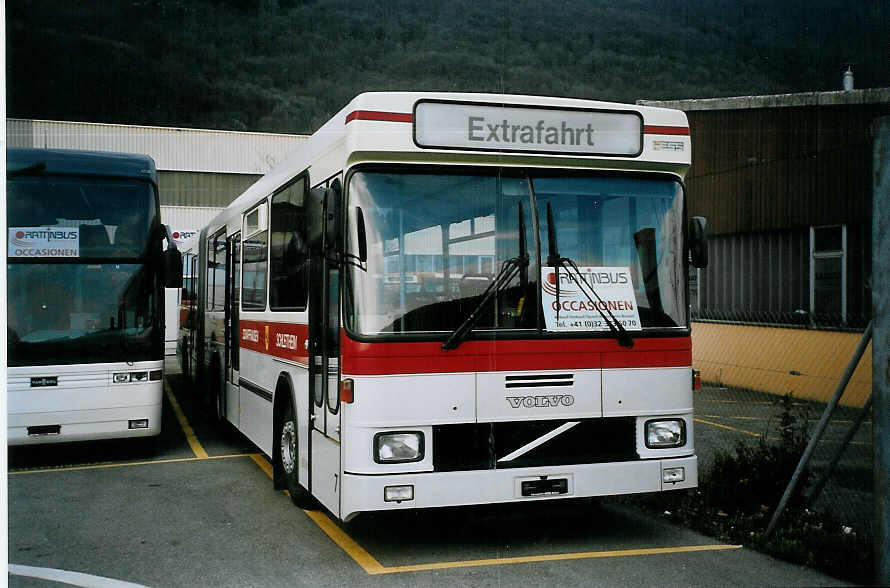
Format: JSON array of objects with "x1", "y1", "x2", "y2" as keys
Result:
[{"x1": 691, "y1": 310, "x2": 874, "y2": 544}]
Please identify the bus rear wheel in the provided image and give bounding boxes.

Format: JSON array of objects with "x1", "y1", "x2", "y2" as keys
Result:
[{"x1": 276, "y1": 399, "x2": 313, "y2": 508}]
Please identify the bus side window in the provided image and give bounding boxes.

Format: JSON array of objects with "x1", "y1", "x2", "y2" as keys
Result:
[
  {"x1": 270, "y1": 176, "x2": 309, "y2": 311},
  {"x1": 243, "y1": 203, "x2": 268, "y2": 311}
]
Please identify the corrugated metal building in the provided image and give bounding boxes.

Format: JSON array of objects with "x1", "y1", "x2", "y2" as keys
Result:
[
  {"x1": 639, "y1": 88, "x2": 888, "y2": 406},
  {"x1": 6, "y1": 119, "x2": 308, "y2": 232},
  {"x1": 641, "y1": 87, "x2": 890, "y2": 329}
]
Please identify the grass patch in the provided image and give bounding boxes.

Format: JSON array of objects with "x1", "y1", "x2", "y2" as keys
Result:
[{"x1": 628, "y1": 393, "x2": 873, "y2": 584}]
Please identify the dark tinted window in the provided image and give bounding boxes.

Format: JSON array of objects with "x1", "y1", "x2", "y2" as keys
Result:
[
  {"x1": 7, "y1": 176, "x2": 157, "y2": 258},
  {"x1": 208, "y1": 234, "x2": 226, "y2": 312},
  {"x1": 270, "y1": 177, "x2": 309, "y2": 311}
]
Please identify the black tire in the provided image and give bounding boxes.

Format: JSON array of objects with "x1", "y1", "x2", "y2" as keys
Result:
[{"x1": 276, "y1": 399, "x2": 314, "y2": 508}]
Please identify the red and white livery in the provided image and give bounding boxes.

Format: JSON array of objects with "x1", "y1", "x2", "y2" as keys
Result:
[{"x1": 181, "y1": 92, "x2": 708, "y2": 520}]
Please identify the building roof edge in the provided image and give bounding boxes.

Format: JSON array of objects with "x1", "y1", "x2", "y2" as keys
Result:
[{"x1": 637, "y1": 87, "x2": 890, "y2": 111}]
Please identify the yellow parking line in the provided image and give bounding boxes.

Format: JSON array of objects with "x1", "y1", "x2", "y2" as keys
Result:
[
  {"x1": 247, "y1": 454, "x2": 387, "y2": 574},
  {"x1": 9, "y1": 453, "x2": 254, "y2": 475},
  {"x1": 247, "y1": 453, "x2": 742, "y2": 576},
  {"x1": 250, "y1": 453, "x2": 275, "y2": 477},
  {"x1": 303, "y1": 509, "x2": 388, "y2": 574},
  {"x1": 376, "y1": 544, "x2": 742, "y2": 574},
  {"x1": 694, "y1": 417, "x2": 761, "y2": 437},
  {"x1": 695, "y1": 417, "x2": 869, "y2": 446},
  {"x1": 165, "y1": 380, "x2": 209, "y2": 459}
]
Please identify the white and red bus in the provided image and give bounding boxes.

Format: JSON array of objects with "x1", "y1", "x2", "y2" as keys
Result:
[
  {"x1": 175, "y1": 233, "x2": 200, "y2": 381},
  {"x1": 7, "y1": 148, "x2": 182, "y2": 444},
  {"x1": 181, "y1": 92, "x2": 708, "y2": 520},
  {"x1": 164, "y1": 230, "x2": 200, "y2": 357}
]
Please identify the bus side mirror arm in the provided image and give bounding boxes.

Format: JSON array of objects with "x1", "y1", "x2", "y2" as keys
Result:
[
  {"x1": 689, "y1": 216, "x2": 709, "y2": 269},
  {"x1": 162, "y1": 224, "x2": 184, "y2": 288}
]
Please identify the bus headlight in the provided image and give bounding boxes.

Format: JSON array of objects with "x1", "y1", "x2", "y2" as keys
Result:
[
  {"x1": 374, "y1": 432, "x2": 424, "y2": 463},
  {"x1": 645, "y1": 419, "x2": 686, "y2": 448},
  {"x1": 113, "y1": 370, "x2": 159, "y2": 384},
  {"x1": 384, "y1": 485, "x2": 415, "y2": 502}
]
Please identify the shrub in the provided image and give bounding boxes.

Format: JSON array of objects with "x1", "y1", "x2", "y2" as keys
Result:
[
  {"x1": 626, "y1": 392, "x2": 873, "y2": 583},
  {"x1": 704, "y1": 393, "x2": 810, "y2": 515}
]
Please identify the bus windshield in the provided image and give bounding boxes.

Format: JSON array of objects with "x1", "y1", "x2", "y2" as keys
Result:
[
  {"x1": 346, "y1": 168, "x2": 687, "y2": 338},
  {"x1": 7, "y1": 263, "x2": 158, "y2": 366},
  {"x1": 7, "y1": 175, "x2": 160, "y2": 366},
  {"x1": 7, "y1": 175, "x2": 157, "y2": 258}
]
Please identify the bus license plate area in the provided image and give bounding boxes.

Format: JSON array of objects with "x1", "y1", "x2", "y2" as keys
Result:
[{"x1": 516, "y1": 474, "x2": 572, "y2": 498}]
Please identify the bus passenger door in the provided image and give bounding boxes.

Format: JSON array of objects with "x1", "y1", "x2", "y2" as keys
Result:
[
  {"x1": 308, "y1": 182, "x2": 341, "y2": 517},
  {"x1": 224, "y1": 232, "x2": 240, "y2": 425}
]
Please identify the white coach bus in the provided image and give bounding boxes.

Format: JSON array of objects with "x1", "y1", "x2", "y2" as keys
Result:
[
  {"x1": 7, "y1": 148, "x2": 182, "y2": 444},
  {"x1": 181, "y1": 92, "x2": 709, "y2": 520}
]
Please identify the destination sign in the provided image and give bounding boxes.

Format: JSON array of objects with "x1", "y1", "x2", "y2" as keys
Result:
[{"x1": 414, "y1": 101, "x2": 642, "y2": 156}]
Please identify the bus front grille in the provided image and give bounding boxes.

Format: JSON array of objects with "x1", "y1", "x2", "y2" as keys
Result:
[{"x1": 432, "y1": 417, "x2": 637, "y2": 472}]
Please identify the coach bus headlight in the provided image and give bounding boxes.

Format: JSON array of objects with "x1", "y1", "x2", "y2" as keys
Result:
[
  {"x1": 374, "y1": 432, "x2": 424, "y2": 463},
  {"x1": 645, "y1": 419, "x2": 686, "y2": 448},
  {"x1": 663, "y1": 467, "x2": 685, "y2": 483},
  {"x1": 384, "y1": 485, "x2": 415, "y2": 503},
  {"x1": 113, "y1": 371, "x2": 156, "y2": 384}
]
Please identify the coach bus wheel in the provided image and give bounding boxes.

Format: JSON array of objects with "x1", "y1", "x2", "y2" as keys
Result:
[{"x1": 276, "y1": 399, "x2": 314, "y2": 508}]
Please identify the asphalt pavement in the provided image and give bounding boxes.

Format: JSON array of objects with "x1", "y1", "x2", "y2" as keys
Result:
[{"x1": 7, "y1": 359, "x2": 853, "y2": 587}]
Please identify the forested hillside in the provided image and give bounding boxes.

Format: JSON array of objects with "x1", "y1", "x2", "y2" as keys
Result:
[{"x1": 7, "y1": 0, "x2": 889, "y2": 133}]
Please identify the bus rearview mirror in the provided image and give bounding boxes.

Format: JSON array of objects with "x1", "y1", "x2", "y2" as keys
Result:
[
  {"x1": 164, "y1": 248, "x2": 183, "y2": 288},
  {"x1": 689, "y1": 216, "x2": 708, "y2": 268}
]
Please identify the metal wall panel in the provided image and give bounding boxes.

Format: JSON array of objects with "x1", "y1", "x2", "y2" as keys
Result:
[
  {"x1": 160, "y1": 206, "x2": 224, "y2": 232},
  {"x1": 157, "y1": 171, "x2": 259, "y2": 208},
  {"x1": 698, "y1": 229, "x2": 810, "y2": 322},
  {"x1": 7, "y1": 119, "x2": 34, "y2": 147},
  {"x1": 6, "y1": 118, "x2": 307, "y2": 174},
  {"x1": 697, "y1": 225, "x2": 870, "y2": 326},
  {"x1": 684, "y1": 103, "x2": 889, "y2": 235}
]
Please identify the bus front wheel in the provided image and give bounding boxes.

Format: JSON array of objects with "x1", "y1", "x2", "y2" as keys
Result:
[{"x1": 276, "y1": 399, "x2": 314, "y2": 508}]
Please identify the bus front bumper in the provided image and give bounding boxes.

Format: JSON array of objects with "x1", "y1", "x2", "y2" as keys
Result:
[
  {"x1": 341, "y1": 455, "x2": 696, "y2": 520},
  {"x1": 8, "y1": 404, "x2": 162, "y2": 446}
]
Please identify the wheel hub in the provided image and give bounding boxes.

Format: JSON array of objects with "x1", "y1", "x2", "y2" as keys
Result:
[{"x1": 280, "y1": 420, "x2": 296, "y2": 474}]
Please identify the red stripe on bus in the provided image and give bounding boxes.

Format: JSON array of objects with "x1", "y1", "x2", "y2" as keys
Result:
[
  {"x1": 341, "y1": 336, "x2": 691, "y2": 375},
  {"x1": 238, "y1": 319, "x2": 309, "y2": 364},
  {"x1": 232, "y1": 320, "x2": 691, "y2": 375},
  {"x1": 643, "y1": 125, "x2": 690, "y2": 136},
  {"x1": 345, "y1": 110, "x2": 413, "y2": 124}
]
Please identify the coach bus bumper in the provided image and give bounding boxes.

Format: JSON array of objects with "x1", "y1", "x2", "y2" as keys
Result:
[
  {"x1": 341, "y1": 455, "x2": 697, "y2": 520},
  {"x1": 8, "y1": 401, "x2": 162, "y2": 446}
]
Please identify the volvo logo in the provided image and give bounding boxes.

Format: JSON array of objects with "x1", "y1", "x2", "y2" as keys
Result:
[{"x1": 506, "y1": 395, "x2": 575, "y2": 409}]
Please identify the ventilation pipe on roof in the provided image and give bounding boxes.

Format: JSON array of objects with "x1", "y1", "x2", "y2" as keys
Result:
[{"x1": 843, "y1": 65, "x2": 854, "y2": 91}]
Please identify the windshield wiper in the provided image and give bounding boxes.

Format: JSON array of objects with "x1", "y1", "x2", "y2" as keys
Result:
[
  {"x1": 442, "y1": 202, "x2": 529, "y2": 351},
  {"x1": 545, "y1": 202, "x2": 634, "y2": 348}
]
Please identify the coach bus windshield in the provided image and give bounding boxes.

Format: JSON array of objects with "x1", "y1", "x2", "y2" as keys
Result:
[
  {"x1": 7, "y1": 176, "x2": 161, "y2": 366},
  {"x1": 345, "y1": 169, "x2": 686, "y2": 338}
]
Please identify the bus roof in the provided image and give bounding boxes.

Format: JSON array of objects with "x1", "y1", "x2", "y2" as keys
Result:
[
  {"x1": 206, "y1": 92, "x2": 692, "y2": 234},
  {"x1": 6, "y1": 148, "x2": 158, "y2": 183}
]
